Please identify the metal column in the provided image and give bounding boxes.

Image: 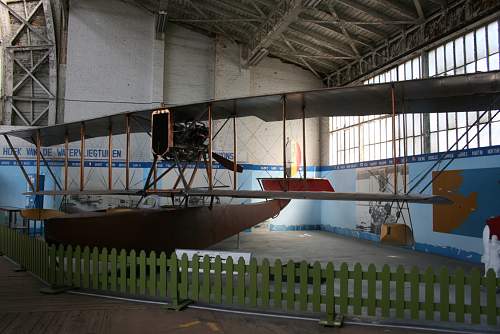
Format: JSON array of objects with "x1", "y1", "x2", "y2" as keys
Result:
[
  {"x1": 79, "y1": 123, "x2": 85, "y2": 191},
  {"x1": 125, "y1": 114, "x2": 131, "y2": 190},
  {"x1": 108, "y1": 125, "x2": 113, "y2": 191},
  {"x1": 282, "y1": 95, "x2": 287, "y2": 179},
  {"x1": 391, "y1": 85, "x2": 397, "y2": 195},
  {"x1": 302, "y1": 94, "x2": 306, "y2": 179},
  {"x1": 64, "y1": 133, "x2": 68, "y2": 191},
  {"x1": 208, "y1": 103, "x2": 213, "y2": 190}
]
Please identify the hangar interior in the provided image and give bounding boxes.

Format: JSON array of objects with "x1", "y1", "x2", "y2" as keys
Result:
[{"x1": 0, "y1": 0, "x2": 500, "y2": 332}]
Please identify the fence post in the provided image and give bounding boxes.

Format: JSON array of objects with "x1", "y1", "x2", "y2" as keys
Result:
[
  {"x1": 180, "y1": 253, "x2": 188, "y2": 300},
  {"x1": 40, "y1": 244, "x2": 72, "y2": 294},
  {"x1": 485, "y1": 269, "x2": 497, "y2": 326},
  {"x1": 249, "y1": 258, "x2": 257, "y2": 308},
  {"x1": 353, "y1": 263, "x2": 362, "y2": 316},
  {"x1": 159, "y1": 252, "x2": 167, "y2": 298},
  {"x1": 424, "y1": 266, "x2": 435, "y2": 321},
  {"x1": 439, "y1": 267, "x2": 449, "y2": 322},
  {"x1": 214, "y1": 255, "x2": 222, "y2": 304},
  {"x1": 454, "y1": 268, "x2": 465, "y2": 323},
  {"x1": 299, "y1": 261, "x2": 308, "y2": 312},
  {"x1": 191, "y1": 254, "x2": 200, "y2": 301},
  {"x1": 286, "y1": 260, "x2": 295, "y2": 311},
  {"x1": 164, "y1": 252, "x2": 192, "y2": 311},
  {"x1": 395, "y1": 265, "x2": 405, "y2": 319},
  {"x1": 225, "y1": 256, "x2": 233, "y2": 305},
  {"x1": 129, "y1": 249, "x2": 137, "y2": 295},
  {"x1": 148, "y1": 251, "x2": 157, "y2": 297},
  {"x1": 119, "y1": 249, "x2": 127, "y2": 294},
  {"x1": 319, "y1": 262, "x2": 343, "y2": 328},
  {"x1": 236, "y1": 257, "x2": 246, "y2": 306},
  {"x1": 470, "y1": 268, "x2": 481, "y2": 324},
  {"x1": 273, "y1": 259, "x2": 283, "y2": 309},
  {"x1": 110, "y1": 248, "x2": 117, "y2": 292}
]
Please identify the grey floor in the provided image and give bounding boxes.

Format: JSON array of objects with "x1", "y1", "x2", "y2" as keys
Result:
[{"x1": 211, "y1": 230, "x2": 482, "y2": 272}]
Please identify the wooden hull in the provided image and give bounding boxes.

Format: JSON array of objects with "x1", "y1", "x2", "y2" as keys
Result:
[{"x1": 45, "y1": 200, "x2": 289, "y2": 253}]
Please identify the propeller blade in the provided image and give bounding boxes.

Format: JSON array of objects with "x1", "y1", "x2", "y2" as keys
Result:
[{"x1": 212, "y1": 152, "x2": 243, "y2": 173}]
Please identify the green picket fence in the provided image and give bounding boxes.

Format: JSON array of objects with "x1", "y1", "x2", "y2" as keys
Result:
[
  {"x1": 1, "y1": 224, "x2": 499, "y2": 326},
  {"x1": 0, "y1": 225, "x2": 49, "y2": 282}
]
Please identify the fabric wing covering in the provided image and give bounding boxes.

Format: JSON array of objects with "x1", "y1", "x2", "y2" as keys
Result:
[{"x1": 2, "y1": 71, "x2": 499, "y2": 147}]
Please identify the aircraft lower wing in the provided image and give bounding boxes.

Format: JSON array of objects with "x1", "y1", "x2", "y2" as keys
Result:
[
  {"x1": 24, "y1": 188, "x2": 451, "y2": 204},
  {"x1": 185, "y1": 189, "x2": 452, "y2": 204}
]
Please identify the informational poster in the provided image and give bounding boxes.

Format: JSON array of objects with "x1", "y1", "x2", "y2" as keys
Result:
[{"x1": 356, "y1": 166, "x2": 409, "y2": 235}]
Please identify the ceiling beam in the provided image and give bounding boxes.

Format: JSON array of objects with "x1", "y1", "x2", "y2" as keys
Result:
[
  {"x1": 244, "y1": 0, "x2": 320, "y2": 66},
  {"x1": 303, "y1": 7, "x2": 387, "y2": 39},
  {"x1": 413, "y1": 0, "x2": 425, "y2": 21},
  {"x1": 371, "y1": 0, "x2": 419, "y2": 21},
  {"x1": 299, "y1": 12, "x2": 372, "y2": 47},
  {"x1": 326, "y1": 3, "x2": 360, "y2": 56},
  {"x1": 287, "y1": 26, "x2": 355, "y2": 57},
  {"x1": 280, "y1": 34, "x2": 321, "y2": 78},
  {"x1": 336, "y1": 0, "x2": 401, "y2": 23}
]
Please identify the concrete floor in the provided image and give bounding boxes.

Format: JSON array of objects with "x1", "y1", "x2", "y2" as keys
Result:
[{"x1": 211, "y1": 230, "x2": 481, "y2": 272}]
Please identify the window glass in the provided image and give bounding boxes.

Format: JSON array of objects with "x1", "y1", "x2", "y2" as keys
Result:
[
  {"x1": 406, "y1": 114, "x2": 414, "y2": 136},
  {"x1": 439, "y1": 131, "x2": 447, "y2": 152},
  {"x1": 430, "y1": 132, "x2": 438, "y2": 152},
  {"x1": 466, "y1": 62, "x2": 475, "y2": 73},
  {"x1": 430, "y1": 113, "x2": 438, "y2": 132},
  {"x1": 492, "y1": 122, "x2": 500, "y2": 145},
  {"x1": 448, "y1": 130, "x2": 456, "y2": 150},
  {"x1": 488, "y1": 21, "x2": 499, "y2": 54},
  {"x1": 407, "y1": 137, "x2": 414, "y2": 156},
  {"x1": 448, "y1": 113, "x2": 456, "y2": 129},
  {"x1": 477, "y1": 57, "x2": 487, "y2": 71},
  {"x1": 446, "y1": 41, "x2": 455, "y2": 70},
  {"x1": 476, "y1": 27, "x2": 487, "y2": 59},
  {"x1": 414, "y1": 136, "x2": 422, "y2": 155},
  {"x1": 455, "y1": 36, "x2": 465, "y2": 67},
  {"x1": 465, "y1": 32, "x2": 475, "y2": 63},
  {"x1": 436, "y1": 46, "x2": 445, "y2": 74},
  {"x1": 468, "y1": 111, "x2": 477, "y2": 126},
  {"x1": 398, "y1": 64, "x2": 405, "y2": 81},
  {"x1": 457, "y1": 128, "x2": 467, "y2": 149},
  {"x1": 457, "y1": 112, "x2": 467, "y2": 128},
  {"x1": 428, "y1": 50, "x2": 436, "y2": 76},
  {"x1": 479, "y1": 126, "x2": 490, "y2": 147},
  {"x1": 412, "y1": 58, "x2": 420, "y2": 79},
  {"x1": 405, "y1": 61, "x2": 412, "y2": 79},
  {"x1": 489, "y1": 53, "x2": 499, "y2": 70},
  {"x1": 468, "y1": 126, "x2": 478, "y2": 148},
  {"x1": 438, "y1": 113, "x2": 447, "y2": 131}
]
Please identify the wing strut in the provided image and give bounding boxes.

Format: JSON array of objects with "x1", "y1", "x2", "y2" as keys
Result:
[{"x1": 3, "y1": 134, "x2": 34, "y2": 192}]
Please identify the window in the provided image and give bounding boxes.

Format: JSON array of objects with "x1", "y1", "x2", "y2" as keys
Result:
[{"x1": 329, "y1": 20, "x2": 500, "y2": 165}]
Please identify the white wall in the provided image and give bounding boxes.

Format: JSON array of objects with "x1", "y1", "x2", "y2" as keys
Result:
[
  {"x1": 64, "y1": 0, "x2": 162, "y2": 121},
  {"x1": 164, "y1": 25, "x2": 215, "y2": 105},
  {"x1": 212, "y1": 37, "x2": 323, "y2": 165}
]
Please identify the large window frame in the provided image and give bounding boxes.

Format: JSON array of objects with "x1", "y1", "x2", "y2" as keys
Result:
[{"x1": 329, "y1": 19, "x2": 500, "y2": 166}]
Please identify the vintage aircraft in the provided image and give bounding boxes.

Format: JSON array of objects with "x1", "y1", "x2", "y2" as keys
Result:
[{"x1": 1, "y1": 71, "x2": 499, "y2": 253}]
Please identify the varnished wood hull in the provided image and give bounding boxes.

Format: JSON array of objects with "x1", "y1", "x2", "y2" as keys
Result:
[{"x1": 45, "y1": 200, "x2": 289, "y2": 253}]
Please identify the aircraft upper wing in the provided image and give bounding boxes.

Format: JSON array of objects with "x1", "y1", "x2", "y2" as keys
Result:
[
  {"x1": 2, "y1": 71, "x2": 499, "y2": 146},
  {"x1": 24, "y1": 188, "x2": 451, "y2": 205}
]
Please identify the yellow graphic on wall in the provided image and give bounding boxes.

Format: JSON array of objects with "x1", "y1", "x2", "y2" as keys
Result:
[
  {"x1": 290, "y1": 140, "x2": 302, "y2": 177},
  {"x1": 432, "y1": 170, "x2": 477, "y2": 234}
]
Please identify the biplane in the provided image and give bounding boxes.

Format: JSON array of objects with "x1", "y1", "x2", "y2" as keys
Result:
[{"x1": 1, "y1": 71, "x2": 499, "y2": 253}]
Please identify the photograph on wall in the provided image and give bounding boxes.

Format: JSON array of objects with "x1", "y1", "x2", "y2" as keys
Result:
[
  {"x1": 432, "y1": 168, "x2": 500, "y2": 238},
  {"x1": 356, "y1": 165, "x2": 409, "y2": 235}
]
